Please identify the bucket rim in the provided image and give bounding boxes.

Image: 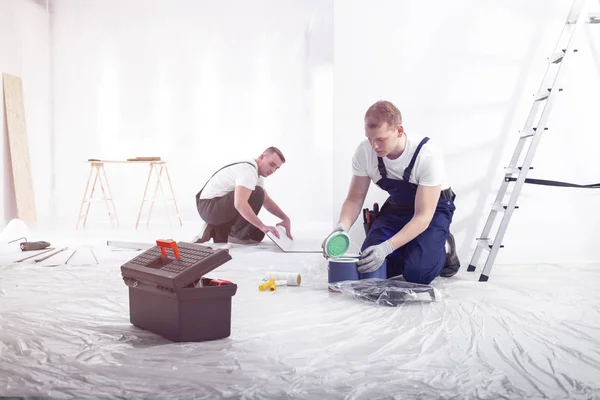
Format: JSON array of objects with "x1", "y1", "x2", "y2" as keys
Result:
[{"x1": 329, "y1": 257, "x2": 358, "y2": 263}]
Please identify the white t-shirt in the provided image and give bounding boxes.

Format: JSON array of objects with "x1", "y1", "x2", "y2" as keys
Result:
[
  {"x1": 352, "y1": 134, "x2": 449, "y2": 188},
  {"x1": 199, "y1": 160, "x2": 265, "y2": 200}
]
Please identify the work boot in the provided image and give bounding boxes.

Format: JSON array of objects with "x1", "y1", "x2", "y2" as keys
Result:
[
  {"x1": 194, "y1": 224, "x2": 215, "y2": 243},
  {"x1": 440, "y1": 233, "x2": 460, "y2": 277},
  {"x1": 227, "y1": 235, "x2": 261, "y2": 245}
]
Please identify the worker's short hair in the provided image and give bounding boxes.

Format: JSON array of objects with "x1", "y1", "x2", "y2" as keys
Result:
[
  {"x1": 263, "y1": 146, "x2": 286, "y2": 163},
  {"x1": 365, "y1": 101, "x2": 402, "y2": 129}
]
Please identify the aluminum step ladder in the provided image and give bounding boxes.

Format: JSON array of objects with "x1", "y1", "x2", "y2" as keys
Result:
[{"x1": 467, "y1": 0, "x2": 596, "y2": 281}]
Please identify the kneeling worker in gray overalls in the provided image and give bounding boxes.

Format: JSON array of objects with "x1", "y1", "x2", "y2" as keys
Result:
[
  {"x1": 195, "y1": 147, "x2": 293, "y2": 244},
  {"x1": 322, "y1": 101, "x2": 460, "y2": 284}
]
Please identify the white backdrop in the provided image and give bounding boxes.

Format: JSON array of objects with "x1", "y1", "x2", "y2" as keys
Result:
[
  {"x1": 50, "y1": 0, "x2": 334, "y2": 230},
  {"x1": 1, "y1": 0, "x2": 599, "y2": 264}
]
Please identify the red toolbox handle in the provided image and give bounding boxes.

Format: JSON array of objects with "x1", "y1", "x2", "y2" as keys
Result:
[
  {"x1": 207, "y1": 279, "x2": 233, "y2": 286},
  {"x1": 156, "y1": 239, "x2": 180, "y2": 259}
]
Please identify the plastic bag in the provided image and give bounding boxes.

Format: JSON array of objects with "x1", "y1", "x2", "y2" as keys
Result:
[{"x1": 328, "y1": 278, "x2": 440, "y2": 306}]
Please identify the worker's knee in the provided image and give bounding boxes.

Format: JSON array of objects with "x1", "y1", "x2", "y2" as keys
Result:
[
  {"x1": 402, "y1": 266, "x2": 436, "y2": 285},
  {"x1": 402, "y1": 251, "x2": 445, "y2": 285}
]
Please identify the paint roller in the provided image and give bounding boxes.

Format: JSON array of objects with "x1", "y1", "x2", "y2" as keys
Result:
[{"x1": 262, "y1": 271, "x2": 301, "y2": 286}]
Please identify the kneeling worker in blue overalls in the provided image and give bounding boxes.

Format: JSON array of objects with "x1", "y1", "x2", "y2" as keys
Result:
[{"x1": 322, "y1": 101, "x2": 460, "y2": 284}]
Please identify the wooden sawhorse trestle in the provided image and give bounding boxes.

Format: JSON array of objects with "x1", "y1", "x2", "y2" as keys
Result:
[{"x1": 76, "y1": 160, "x2": 182, "y2": 229}]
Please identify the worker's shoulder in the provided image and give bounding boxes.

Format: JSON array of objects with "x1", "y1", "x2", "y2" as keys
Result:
[
  {"x1": 229, "y1": 160, "x2": 258, "y2": 171},
  {"x1": 216, "y1": 161, "x2": 256, "y2": 178},
  {"x1": 351, "y1": 140, "x2": 375, "y2": 164},
  {"x1": 412, "y1": 135, "x2": 443, "y2": 158},
  {"x1": 354, "y1": 139, "x2": 373, "y2": 154}
]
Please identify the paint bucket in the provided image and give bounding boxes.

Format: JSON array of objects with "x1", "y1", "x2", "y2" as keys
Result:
[
  {"x1": 328, "y1": 257, "x2": 387, "y2": 292},
  {"x1": 324, "y1": 231, "x2": 350, "y2": 258},
  {"x1": 328, "y1": 257, "x2": 360, "y2": 286},
  {"x1": 359, "y1": 260, "x2": 387, "y2": 280}
]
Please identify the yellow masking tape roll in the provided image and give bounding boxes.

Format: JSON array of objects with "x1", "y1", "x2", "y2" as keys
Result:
[{"x1": 263, "y1": 272, "x2": 301, "y2": 286}]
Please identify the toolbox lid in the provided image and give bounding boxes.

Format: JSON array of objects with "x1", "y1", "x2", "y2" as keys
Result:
[{"x1": 120, "y1": 241, "x2": 233, "y2": 290}]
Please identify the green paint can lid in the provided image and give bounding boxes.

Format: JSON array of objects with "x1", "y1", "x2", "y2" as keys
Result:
[{"x1": 326, "y1": 232, "x2": 350, "y2": 258}]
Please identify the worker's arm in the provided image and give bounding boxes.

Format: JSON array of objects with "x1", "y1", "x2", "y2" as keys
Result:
[
  {"x1": 387, "y1": 184, "x2": 441, "y2": 249},
  {"x1": 321, "y1": 175, "x2": 370, "y2": 258},
  {"x1": 263, "y1": 189, "x2": 293, "y2": 239},
  {"x1": 337, "y1": 175, "x2": 371, "y2": 230},
  {"x1": 234, "y1": 185, "x2": 280, "y2": 238}
]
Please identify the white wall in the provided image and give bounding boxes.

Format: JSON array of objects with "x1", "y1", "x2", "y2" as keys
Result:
[
  {"x1": 334, "y1": 0, "x2": 600, "y2": 264},
  {"x1": 50, "y1": 0, "x2": 334, "y2": 231},
  {"x1": 0, "y1": 0, "x2": 51, "y2": 227},
  {"x1": 12, "y1": 0, "x2": 598, "y2": 263}
]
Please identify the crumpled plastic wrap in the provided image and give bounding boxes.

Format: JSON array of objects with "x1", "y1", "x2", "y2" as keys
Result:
[
  {"x1": 2, "y1": 228, "x2": 600, "y2": 399},
  {"x1": 328, "y1": 278, "x2": 440, "y2": 306}
]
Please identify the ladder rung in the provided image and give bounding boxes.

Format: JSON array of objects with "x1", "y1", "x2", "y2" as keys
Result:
[
  {"x1": 520, "y1": 127, "x2": 547, "y2": 138},
  {"x1": 505, "y1": 166, "x2": 533, "y2": 175},
  {"x1": 534, "y1": 89, "x2": 551, "y2": 101},
  {"x1": 567, "y1": 15, "x2": 580, "y2": 25},
  {"x1": 549, "y1": 50, "x2": 566, "y2": 64},
  {"x1": 535, "y1": 88, "x2": 563, "y2": 101},
  {"x1": 520, "y1": 129, "x2": 535, "y2": 138},
  {"x1": 491, "y1": 203, "x2": 519, "y2": 212},
  {"x1": 476, "y1": 238, "x2": 504, "y2": 250}
]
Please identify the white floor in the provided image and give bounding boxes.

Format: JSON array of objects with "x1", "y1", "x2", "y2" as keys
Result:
[{"x1": 0, "y1": 222, "x2": 599, "y2": 399}]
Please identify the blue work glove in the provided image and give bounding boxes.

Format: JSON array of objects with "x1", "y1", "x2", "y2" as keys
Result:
[
  {"x1": 321, "y1": 223, "x2": 346, "y2": 258},
  {"x1": 357, "y1": 240, "x2": 394, "y2": 273}
]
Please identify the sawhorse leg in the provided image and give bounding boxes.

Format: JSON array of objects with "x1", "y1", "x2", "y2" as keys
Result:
[
  {"x1": 76, "y1": 162, "x2": 119, "y2": 228},
  {"x1": 135, "y1": 162, "x2": 183, "y2": 229},
  {"x1": 163, "y1": 165, "x2": 183, "y2": 227}
]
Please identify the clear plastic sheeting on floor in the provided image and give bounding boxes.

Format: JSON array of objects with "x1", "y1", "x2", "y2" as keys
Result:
[
  {"x1": 328, "y1": 277, "x2": 440, "y2": 306},
  {"x1": 1, "y1": 242, "x2": 599, "y2": 399}
]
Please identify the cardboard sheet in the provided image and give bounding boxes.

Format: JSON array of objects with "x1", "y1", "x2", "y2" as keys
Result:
[{"x1": 266, "y1": 226, "x2": 322, "y2": 253}]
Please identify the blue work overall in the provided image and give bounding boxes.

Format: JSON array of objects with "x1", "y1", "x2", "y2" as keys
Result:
[{"x1": 361, "y1": 137, "x2": 456, "y2": 285}]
